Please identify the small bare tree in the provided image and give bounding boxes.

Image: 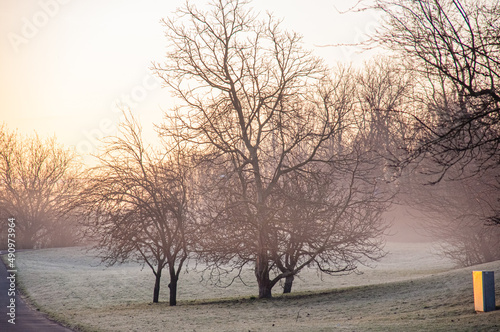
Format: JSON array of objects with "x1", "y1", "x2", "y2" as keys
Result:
[
  {"x1": 155, "y1": 0, "x2": 390, "y2": 298},
  {"x1": 77, "y1": 115, "x2": 192, "y2": 305},
  {"x1": 399, "y1": 164, "x2": 500, "y2": 266},
  {"x1": 271, "y1": 159, "x2": 389, "y2": 294},
  {"x1": 0, "y1": 125, "x2": 81, "y2": 249}
]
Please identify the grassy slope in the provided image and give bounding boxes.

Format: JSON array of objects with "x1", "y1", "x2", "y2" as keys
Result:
[{"x1": 13, "y1": 244, "x2": 500, "y2": 332}]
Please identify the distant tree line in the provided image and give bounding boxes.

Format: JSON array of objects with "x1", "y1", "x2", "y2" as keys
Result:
[{"x1": 0, "y1": 125, "x2": 82, "y2": 249}]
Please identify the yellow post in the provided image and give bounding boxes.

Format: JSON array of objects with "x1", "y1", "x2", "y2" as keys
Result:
[{"x1": 473, "y1": 271, "x2": 496, "y2": 312}]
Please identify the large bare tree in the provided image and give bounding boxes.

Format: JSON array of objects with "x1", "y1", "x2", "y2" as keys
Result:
[
  {"x1": 154, "y1": 0, "x2": 389, "y2": 298},
  {"x1": 369, "y1": 0, "x2": 500, "y2": 178},
  {"x1": 0, "y1": 125, "x2": 81, "y2": 249},
  {"x1": 78, "y1": 115, "x2": 192, "y2": 305},
  {"x1": 363, "y1": 0, "x2": 500, "y2": 231}
]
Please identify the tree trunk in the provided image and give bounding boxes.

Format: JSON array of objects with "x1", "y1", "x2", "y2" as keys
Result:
[
  {"x1": 19, "y1": 234, "x2": 35, "y2": 249},
  {"x1": 255, "y1": 256, "x2": 272, "y2": 298},
  {"x1": 17, "y1": 225, "x2": 34, "y2": 249},
  {"x1": 168, "y1": 269, "x2": 178, "y2": 306},
  {"x1": 153, "y1": 270, "x2": 162, "y2": 303},
  {"x1": 283, "y1": 274, "x2": 294, "y2": 294}
]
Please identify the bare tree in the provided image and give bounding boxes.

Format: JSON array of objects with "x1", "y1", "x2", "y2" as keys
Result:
[
  {"x1": 353, "y1": 57, "x2": 420, "y2": 183},
  {"x1": 360, "y1": 0, "x2": 500, "y2": 233},
  {"x1": 369, "y1": 0, "x2": 500, "y2": 178},
  {"x1": 154, "y1": 0, "x2": 389, "y2": 298},
  {"x1": 273, "y1": 159, "x2": 389, "y2": 293},
  {"x1": 77, "y1": 115, "x2": 192, "y2": 305},
  {"x1": 0, "y1": 125, "x2": 81, "y2": 249}
]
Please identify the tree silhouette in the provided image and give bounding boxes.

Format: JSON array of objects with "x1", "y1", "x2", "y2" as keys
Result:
[
  {"x1": 155, "y1": 0, "x2": 390, "y2": 298},
  {"x1": 0, "y1": 125, "x2": 81, "y2": 249},
  {"x1": 77, "y1": 115, "x2": 193, "y2": 305}
]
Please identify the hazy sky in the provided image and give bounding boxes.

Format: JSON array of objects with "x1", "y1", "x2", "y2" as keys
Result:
[{"x1": 0, "y1": 0, "x2": 381, "y2": 161}]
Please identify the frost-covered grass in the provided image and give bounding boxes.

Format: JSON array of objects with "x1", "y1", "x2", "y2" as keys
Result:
[{"x1": 12, "y1": 242, "x2": 500, "y2": 331}]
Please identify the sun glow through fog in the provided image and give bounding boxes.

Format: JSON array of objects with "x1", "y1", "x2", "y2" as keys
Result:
[{"x1": 0, "y1": 0, "x2": 380, "y2": 163}]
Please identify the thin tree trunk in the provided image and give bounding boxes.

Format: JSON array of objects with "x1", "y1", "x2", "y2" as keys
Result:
[
  {"x1": 168, "y1": 268, "x2": 178, "y2": 306},
  {"x1": 153, "y1": 269, "x2": 162, "y2": 303},
  {"x1": 283, "y1": 274, "x2": 294, "y2": 294},
  {"x1": 20, "y1": 233, "x2": 35, "y2": 249}
]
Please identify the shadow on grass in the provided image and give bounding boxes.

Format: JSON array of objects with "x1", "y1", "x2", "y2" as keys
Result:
[{"x1": 147, "y1": 282, "x2": 391, "y2": 307}]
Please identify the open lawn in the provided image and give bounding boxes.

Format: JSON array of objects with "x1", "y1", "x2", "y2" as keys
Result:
[{"x1": 12, "y1": 242, "x2": 500, "y2": 331}]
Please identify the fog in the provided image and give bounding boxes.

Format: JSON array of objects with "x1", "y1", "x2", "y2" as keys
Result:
[{"x1": 0, "y1": 0, "x2": 499, "y2": 323}]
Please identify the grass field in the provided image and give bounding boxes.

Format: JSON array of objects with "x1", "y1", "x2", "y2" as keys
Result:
[{"x1": 12, "y1": 242, "x2": 500, "y2": 331}]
